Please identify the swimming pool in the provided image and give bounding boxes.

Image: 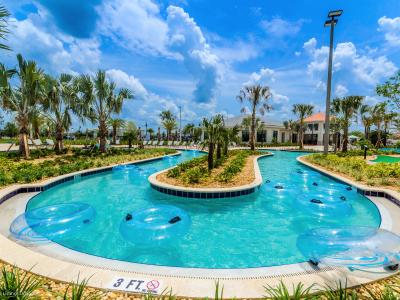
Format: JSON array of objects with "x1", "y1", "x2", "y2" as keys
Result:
[{"x1": 26, "y1": 150, "x2": 380, "y2": 269}]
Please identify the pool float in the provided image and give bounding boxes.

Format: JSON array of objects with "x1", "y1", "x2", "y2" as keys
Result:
[
  {"x1": 9, "y1": 203, "x2": 96, "y2": 243},
  {"x1": 120, "y1": 205, "x2": 191, "y2": 246},
  {"x1": 297, "y1": 227, "x2": 400, "y2": 269},
  {"x1": 295, "y1": 195, "x2": 353, "y2": 217},
  {"x1": 113, "y1": 164, "x2": 137, "y2": 172}
]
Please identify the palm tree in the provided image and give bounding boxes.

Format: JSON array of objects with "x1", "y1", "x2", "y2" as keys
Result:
[
  {"x1": 183, "y1": 123, "x2": 195, "y2": 138},
  {"x1": 123, "y1": 121, "x2": 137, "y2": 149},
  {"x1": 30, "y1": 110, "x2": 47, "y2": 139},
  {"x1": 292, "y1": 104, "x2": 313, "y2": 150},
  {"x1": 42, "y1": 74, "x2": 78, "y2": 152},
  {"x1": 0, "y1": 55, "x2": 46, "y2": 158},
  {"x1": 108, "y1": 118, "x2": 126, "y2": 145},
  {"x1": 237, "y1": 84, "x2": 271, "y2": 151},
  {"x1": 370, "y1": 103, "x2": 387, "y2": 148},
  {"x1": 331, "y1": 96, "x2": 364, "y2": 152},
  {"x1": 222, "y1": 125, "x2": 239, "y2": 156},
  {"x1": 147, "y1": 128, "x2": 154, "y2": 140},
  {"x1": 75, "y1": 70, "x2": 133, "y2": 152},
  {"x1": 202, "y1": 114, "x2": 224, "y2": 171},
  {"x1": 160, "y1": 110, "x2": 177, "y2": 140},
  {"x1": 329, "y1": 116, "x2": 344, "y2": 153},
  {"x1": 360, "y1": 104, "x2": 373, "y2": 140},
  {"x1": 0, "y1": 6, "x2": 11, "y2": 51},
  {"x1": 283, "y1": 120, "x2": 298, "y2": 143}
]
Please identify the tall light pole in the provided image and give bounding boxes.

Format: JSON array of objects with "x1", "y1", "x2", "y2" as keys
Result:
[
  {"x1": 323, "y1": 10, "x2": 342, "y2": 155},
  {"x1": 179, "y1": 105, "x2": 182, "y2": 142}
]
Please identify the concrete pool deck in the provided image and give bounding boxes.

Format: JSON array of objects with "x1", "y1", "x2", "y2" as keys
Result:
[{"x1": 0, "y1": 153, "x2": 399, "y2": 298}]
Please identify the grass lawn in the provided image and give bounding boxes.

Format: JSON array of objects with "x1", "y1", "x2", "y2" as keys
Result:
[
  {"x1": 0, "y1": 148, "x2": 176, "y2": 188},
  {"x1": 304, "y1": 152, "x2": 400, "y2": 191}
]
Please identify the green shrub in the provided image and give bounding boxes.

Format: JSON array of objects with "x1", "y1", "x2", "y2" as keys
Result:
[
  {"x1": 183, "y1": 166, "x2": 207, "y2": 184},
  {"x1": 0, "y1": 265, "x2": 42, "y2": 300}
]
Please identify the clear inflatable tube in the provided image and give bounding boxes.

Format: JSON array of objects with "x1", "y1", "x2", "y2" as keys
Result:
[
  {"x1": 295, "y1": 195, "x2": 353, "y2": 217},
  {"x1": 120, "y1": 205, "x2": 191, "y2": 246},
  {"x1": 297, "y1": 227, "x2": 400, "y2": 268},
  {"x1": 10, "y1": 203, "x2": 96, "y2": 243}
]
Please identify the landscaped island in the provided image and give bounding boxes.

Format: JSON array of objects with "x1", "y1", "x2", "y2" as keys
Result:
[
  {"x1": 303, "y1": 151, "x2": 400, "y2": 191},
  {"x1": 157, "y1": 150, "x2": 265, "y2": 188}
]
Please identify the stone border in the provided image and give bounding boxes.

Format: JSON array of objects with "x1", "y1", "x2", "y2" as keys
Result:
[
  {"x1": 148, "y1": 153, "x2": 272, "y2": 198},
  {"x1": 0, "y1": 151, "x2": 181, "y2": 206},
  {"x1": 0, "y1": 151, "x2": 399, "y2": 297},
  {"x1": 297, "y1": 155, "x2": 400, "y2": 206}
]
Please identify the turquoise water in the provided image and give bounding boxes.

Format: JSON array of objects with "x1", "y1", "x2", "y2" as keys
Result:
[{"x1": 26, "y1": 150, "x2": 380, "y2": 268}]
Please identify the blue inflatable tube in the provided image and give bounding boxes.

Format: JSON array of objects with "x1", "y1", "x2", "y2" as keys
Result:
[
  {"x1": 120, "y1": 205, "x2": 191, "y2": 246},
  {"x1": 10, "y1": 203, "x2": 96, "y2": 243},
  {"x1": 297, "y1": 227, "x2": 400, "y2": 269}
]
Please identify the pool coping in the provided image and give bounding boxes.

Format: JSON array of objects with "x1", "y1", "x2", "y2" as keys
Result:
[
  {"x1": 148, "y1": 153, "x2": 272, "y2": 198},
  {"x1": 0, "y1": 152, "x2": 399, "y2": 297},
  {"x1": 297, "y1": 155, "x2": 400, "y2": 207}
]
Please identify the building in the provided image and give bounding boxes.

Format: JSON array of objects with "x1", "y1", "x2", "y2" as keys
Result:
[
  {"x1": 224, "y1": 115, "x2": 292, "y2": 144},
  {"x1": 303, "y1": 112, "x2": 333, "y2": 145}
]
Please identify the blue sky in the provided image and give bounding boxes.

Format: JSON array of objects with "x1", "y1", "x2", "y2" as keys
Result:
[{"x1": 1, "y1": 0, "x2": 400, "y2": 130}]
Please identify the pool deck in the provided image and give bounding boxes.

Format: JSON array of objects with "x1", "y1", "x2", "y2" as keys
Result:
[{"x1": 0, "y1": 153, "x2": 399, "y2": 298}]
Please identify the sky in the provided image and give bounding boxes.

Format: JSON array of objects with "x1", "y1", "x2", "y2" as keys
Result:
[{"x1": 1, "y1": 0, "x2": 400, "y2": 131}]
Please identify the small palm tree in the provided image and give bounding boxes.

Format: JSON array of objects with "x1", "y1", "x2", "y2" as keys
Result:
[
  {"x1": 222, "y1": 125, "x2": 239, "y2": 156},
  {"x1": 371, "y1": 102, "x2": 387, "y2": 148},
  {"x1": 123, "y1": 121, "x2": 137, "y2": 149},
  {"x1": 160, "y1": 110, "x2": 177, "y2": 140},
  {"x1": 147, "y1": 128, "x2": 154, "y2": 140},
  {"x1": 292, "y1": 104, "x2": 313, "y2": 150},
  {"x1": 0, "y1": 6, "x2": 11, "y2": 51},
  {"x1": 360, "y1": 104, "x2": 373, "y2": 140},
  {"x1": 43, "y1": 74, "x2": 78, "y2": 152},
  {"x1": 183, "y1": 123, "x2": 195, "y2": 138},
  {"x1": 332, "y1": 96, "x2": 364, "y2": 152},
  {"x1": 108, "y1": 118, "x2": 126, "y2": 144},
  {"x1": 237, "y1": 84, "x2": 271, "y2": 151},
  {"x1": 283, "y1": 120, "x2": 298, "y2": 143},
  {"x1": 75, "y1": 70, "x2": 133, "y2": 152},
  {"x1": 0, "y1": 54, "x2": 46, "y2": 158},
  {"x1": 202, "y1": 114, "x2": 224, "y2": 171}
]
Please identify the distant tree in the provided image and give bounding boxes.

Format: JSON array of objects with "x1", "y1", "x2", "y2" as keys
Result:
[
  {"x1": 75, "y1": 70, "x2": 133, "y2": 152},
  {"x1": 360, "y1": 104, "x2": 373, "y2": 140},
  {"x1": 376, "y1": 70, "x2": 400, "y2": 110},
  {"x1": 222, "y1": 125, "x2": 240, "y2": 156},
  {"x1": 331, "y1": 96, "x2": 364, "y2": 152},
  {"x1": 160, "y1": 110, "x2": 177, "y2": 140},
  {"x1": 0, "y1": 6, "x2": 11, "y2": 51},
  {"x1": 108, "y1": 118, "x2": 126, "y2": 144},
  {"x1": 202, "y1": 114, "x2": 224, "y2": 171},
  {"x1": 283, "y1": 120, "x2": 298, "y2": 143},
  {"x1": 370, "y1": 102, "x2": 387, "y2": 148},
  {"x1": 123, "y1": 121, "x2": 137, "y2": 149},
  {"x1": 292, "y1": 104, "x2": 313, "y2": 150},
  {"x1": 183, "y1": 123, "x2": 195, "y2": 137},
  {"x1": 147, "y1": 128, "x2": 154, "y2": 139},
  {"x1": 237, "y1": 84, "x2": 271, "y2": 150},
  {"x1": 2, "y1": 121, "x2": 18, "y2": 137}
]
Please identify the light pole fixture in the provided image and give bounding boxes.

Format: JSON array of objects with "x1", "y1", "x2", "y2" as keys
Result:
[{"x1": 323, "y1": 9, "x2": 342, "y2": 155}]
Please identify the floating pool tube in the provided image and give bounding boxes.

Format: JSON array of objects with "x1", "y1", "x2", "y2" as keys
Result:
[
  {"x1": 120, "y1": 205, "x2": 191, "y2": 246},
  {"x1": 9, "y1": 203, "x2": 96, "y2": 243},
  {"x1": 113, "y1": 164, "x2": 137, "y2": 172},
  {"x1": 296, "y1": 195, "x2": 353, "y2": 217},
  {"x1": 264, "y1": 181, "x2": 295, "y2": 192},
  {"x1": 297, "y1": 227, "x2": 400, "y2": 269}
]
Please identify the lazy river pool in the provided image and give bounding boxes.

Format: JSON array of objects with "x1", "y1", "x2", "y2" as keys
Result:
[{"x1": 26, "y1": 150, "x2": 380, "y2": 269}]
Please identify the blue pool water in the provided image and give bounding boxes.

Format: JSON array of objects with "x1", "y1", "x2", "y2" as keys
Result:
[{"x1": 26, "y1": 150, "x2": 380, "y2": 268}]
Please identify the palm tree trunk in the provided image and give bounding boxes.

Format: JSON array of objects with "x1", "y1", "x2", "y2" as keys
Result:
[
  {"x1": 208, "y1": 143, "x2": 214, "y2": 171},
  {"x1": 19, "y1": 131, "x2": 29, "y2": 159},
  {"x1": 98, "y1": 119, "x2": 107, "y2": 152},
  {"x1": 299, "y1": 123, "x2": 304, "y2": 150},
  {"x1": 342, "y1": 125, "x2": 349, "y2": 152},
  {"x1": 55, "y1": 126, "x2": 64, "y2": 152},
  {"x1": 216, "y1": 143, "x2": 221, "y2": 160},
  {"x1": 250, "y1": 108, "x2": 256, "y2": 151},
  {"x1": 112, "y1": 126, "x2": 117, "y2": 145},
  {"x1": 376, "y1": 125, "x2": 382, "y2": 148}
]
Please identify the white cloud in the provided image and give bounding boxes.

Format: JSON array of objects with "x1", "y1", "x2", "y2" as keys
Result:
[
  {"x1": 106, "y1": 69, "x2": 148, "y2": 99},
  {"x1": 261, "y1": 17, "x2": 305, "y2": 37},
  {"x1": 166, "y1": 6, "x2": 221, "y2": 103},
  {"x1": 303, "y1": 37, "x2": 397, "y2": 87},
  {"x1": 334, "y1": 84, "x2": 348, "y2": 98},
  {"x1": 378, "y1": 16, "x2": 400, "y2": 46},
  {"x1": 98, "y1": 0, "x2": 170, "y2": 56},
  {"x1": 213, "y1": 40, "x2": 259, "y2": 63},
  {"x1": 5, "y1": 16, "x2": 100, "y2": 74},
  {"x1": 245, "y1": 68, "x2": 275, "y2": 85}
]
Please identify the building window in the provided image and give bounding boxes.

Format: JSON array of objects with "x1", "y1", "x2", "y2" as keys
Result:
[
  {"x1": 308, "y1": 124, "x2": 313, "y2": 131},
  {"x1": 257, "y1": 130, "x2": 267, "y2": 142},
  {"x1": 281, "y1": 132, "x2": 285, "y2": 143},
  {"x1": 314, "y1": 123, "x2": 319, "y2": 131},
  {"x1": 242, "y1": 129, "x2": 249, "y2": 142},
  {"x1": 272, "y1": 130, "x2": 278, "y2": 143}
]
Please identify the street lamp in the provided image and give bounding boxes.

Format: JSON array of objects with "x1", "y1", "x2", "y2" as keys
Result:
[{"x1": 323, "y1": 9, "x2": 343, "y2": 155}]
